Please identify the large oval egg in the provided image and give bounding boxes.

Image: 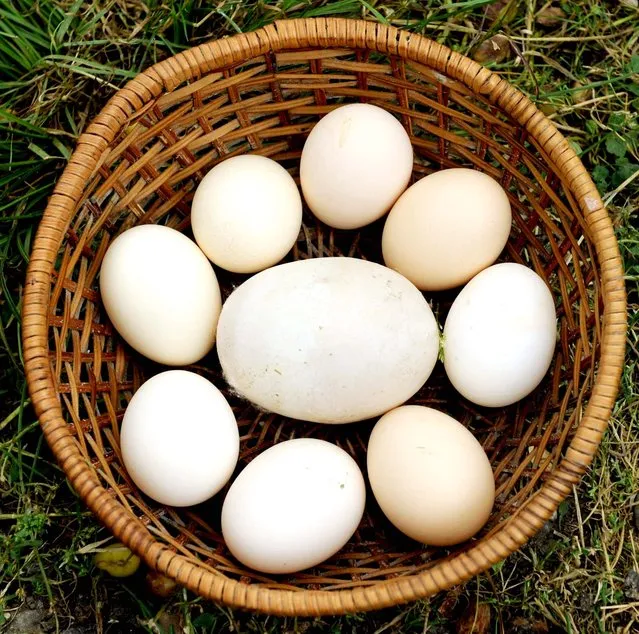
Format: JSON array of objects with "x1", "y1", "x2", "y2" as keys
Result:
[
  {"x1": 120, "y1": 370, "x2": 239, "y2": 507},
  {"x1": 100, "y1": 225, "x2": 222, "y2": 365},
  {"x1": 443, "y1": 263, "x2": 557, "y2": 407},
  {"x1": 216, "y1": 257, "x2": 440, "y2": 423},
  {"x1": 367, "y1": 406, "x2": 495, "y2": 546},
  {"x1": 222, "y1": 438, "x2": 366, "y2": 574}
]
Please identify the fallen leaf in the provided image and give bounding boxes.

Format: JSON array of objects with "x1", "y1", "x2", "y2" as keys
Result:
[
  {"x1": 156, "y1": 611, "x2": 185, "y2": 633},
  {"x1": 146, "y1": 571, "x2": 179, "y2": 598},
  {"x1": 624, "y1": 570, "x2": 639, "y2": 601},
  {"x1": 539, "y1": 102, "x2": 558, "y2": 116},
  {"x1": 473, "y1": 35, "x2": 511, "y2": 65},
  {"x1": 571, "y1": 81, "x2": 591, "y2": 105},
  {"x1": 512, "y1": 617, "x2": 550, "y2": 633},
  {"x1": 94, "y1": 543, "x2": 141, "y2": 578},
  {"x1": 485, "y1": 0, "x2": 519, "y2": 25},
  {"x1": 536, "y1": 6, "x2": 566, "y2": 27},
  {"x1": 457, "y1": 601, "x2": 491, "y2": 634},
  {"x1": 439, "y1": 586, "x2": 463, "y2": 619}
]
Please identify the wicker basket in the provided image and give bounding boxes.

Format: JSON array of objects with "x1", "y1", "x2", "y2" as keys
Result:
[{"x1": 23, "y1": 18, "x2": 627, "y2": 616}]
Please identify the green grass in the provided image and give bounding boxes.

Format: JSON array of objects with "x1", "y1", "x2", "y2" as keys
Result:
[{"x1": 1, "y1": 0, "x2": 638, "y2": 632}]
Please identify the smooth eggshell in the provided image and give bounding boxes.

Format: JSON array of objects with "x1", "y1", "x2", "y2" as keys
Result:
[
  {"x1": 216, "y1": 257, "x2": 440, "y2": 423},
  {"x1": 443, "y1": 263, "x2": 557, "y2": 407},
  {"x1": 120, "y1": 371, "x2": 239, "y2": 507},
  {"x1": 99, "y1": 225, "x2": 221, "y2": 365},
  {"x1": 221, "y1": 438, "x2": 366, "y2": 573},
  {"x1": 367, "y1": 406, "x2": 495, "y2": 546},
  {"x1": 300, "y1": 104, "x2": 413, "y2": 229},
  {"x1": 382, "y1": 168, "x2": 512, "y2": 290},
  {"x1": 191, "y1": 155, "x2": 302, "y2": 273}
]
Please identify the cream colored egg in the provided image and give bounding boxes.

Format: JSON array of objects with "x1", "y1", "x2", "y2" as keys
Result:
[
  {"x1": 120, "y1": 371, "x2": 239, "y2": 507},
  {"x1": 191, "y1": 155, "x2": 302, "y2": 273},
  {"x1": 300, "y1": 104, "x2": 413, "y2": 229},
  {"x1": 222, "y1": 438, "x2": 366, "y2": 574},
  {"x1": 367, "y1": 406, "x2": 494, "y2": 546},
  {"x1": 443, "y1": 262, "x2": 557, "y2": 407},
  {"x1": 382, "y1": 168, "x2": 512, "y2": 290},
  {"x1": 99, "y1": 225, "x2": 221, "y2": 365}
]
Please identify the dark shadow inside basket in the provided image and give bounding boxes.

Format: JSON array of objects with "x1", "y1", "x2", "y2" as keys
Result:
[{"x1": 51, "y1": 47, "x2": 601, "y2": 589}]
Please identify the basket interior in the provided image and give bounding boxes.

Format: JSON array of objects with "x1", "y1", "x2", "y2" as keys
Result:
[{"x1": 49, "y1": 47, "x2": 601, "y2": 590}]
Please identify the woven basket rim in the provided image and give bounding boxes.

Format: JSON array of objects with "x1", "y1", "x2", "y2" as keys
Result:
[{"x1": 22, "y1": 17, "x2": 627, "y2": 616}]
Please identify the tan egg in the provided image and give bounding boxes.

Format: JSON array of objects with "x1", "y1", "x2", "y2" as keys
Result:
[
  {"x1": 382, "y1": 168, "x2": 512, "y2": 290},
  {"x1": 367, "y1": 406, "x2": 494, "y2": 546}
]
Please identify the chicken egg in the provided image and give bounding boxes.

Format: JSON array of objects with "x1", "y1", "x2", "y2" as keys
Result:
[
  {"x1": 300, "y1": 104, "x2": 413, "y2": 229},
  {"x1": 443, "y1": 262, "x2": 557, "y2": 407},
  {"x1": 191, "y1": 155, "x2": 302, "y2": 274},
  {"x1": 382, "y1": 168, "x2": 512, "y2": 290},
  {"x1": 367, "y1": 406, "x2": 495, "y2": 546},
  {"x1": 120, "y1": 370, "x2": 239, "y2": 507},
  {"x1": 99, "y1": 225, "x2": 221, "y2": 365},
  {"x1": 222, "y1": 438, "x2": 366, "y2": 574}
]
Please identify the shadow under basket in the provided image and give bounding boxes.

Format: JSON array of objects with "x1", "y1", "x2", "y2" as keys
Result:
[{"x1": 23, "y1": 18, "x2": 627, "y2": 616}]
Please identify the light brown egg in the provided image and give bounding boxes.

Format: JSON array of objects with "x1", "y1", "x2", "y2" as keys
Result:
[
  {"x1": 367, "y1": 406, "x2": 495, "y2": 546},
  {"x1": 382, "y1": 168, "x2": 512, "y2": 290}
]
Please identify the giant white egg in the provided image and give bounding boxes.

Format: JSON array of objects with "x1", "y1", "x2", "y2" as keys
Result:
[{"x1": 216, "y1": 257, "x2": 440, "y2": 423}]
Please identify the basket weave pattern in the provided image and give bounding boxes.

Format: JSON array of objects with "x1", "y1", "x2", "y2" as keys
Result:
[{"x1": 23, "y1": 18, "x2": 626, "y2": 615}]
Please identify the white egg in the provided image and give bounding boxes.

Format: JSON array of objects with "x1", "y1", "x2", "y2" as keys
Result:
[
  {"x1": 120, "y1": 370, "x2": 239, "y2": 507},
  {"x1": 216, "y1": 257, "x2": 440, "y2": 423},
  {"x1": 382, "y1": 168, "x2": 512, "y2": 290},
  {"x1": 191, "y1": 155, "x2": 302, "y2": 273},
  {"x1": 443, "y1": 263, "x2": 557, "y2": 407},
  {"x1": 300, "y1": 104, "x2": 413, "y2": 229},
  {"x1": 100, "y1": 225, "x2": 221, "y2": 365},
  {"x1": 221, "y1": 438, "x2": 365, "y2": 574}
]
